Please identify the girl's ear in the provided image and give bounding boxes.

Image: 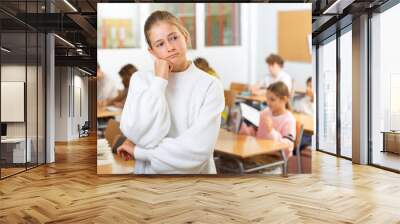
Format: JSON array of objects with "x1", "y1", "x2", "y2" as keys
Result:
[
  {"x1": 184, "y1": 34, "x2": 190, "y2": 47},
  {"x1": 283, "y1": 96, "x2": 289, "y2": 103},
  {"x1": 148, "y1": 47, "x2": 156, "y2": 58}
]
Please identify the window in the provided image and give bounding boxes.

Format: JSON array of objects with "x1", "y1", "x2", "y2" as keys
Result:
[
  {"x1": 205, "y1": 3, "x2": 240, "y2": 46},
  {"x1": 0, "y1": 1, "x2": 46, "y2": 179},
  {"x1": 317, "y1": 37, "x2": 337, "y2": 154},
  {"x1": 339, "y1": 29, "x2": 352, "y2": 158},
  {"x1": 370, "y1": 3, "x2": 400, "y2": 171}
]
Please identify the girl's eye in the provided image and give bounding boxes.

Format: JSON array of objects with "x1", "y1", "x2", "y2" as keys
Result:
[
  {"x1": 156, "y1": 42, "x2": 164, "y2": 48},
  {"x1": 170, "y1": 35, "x2": 178, "y2": 41}
]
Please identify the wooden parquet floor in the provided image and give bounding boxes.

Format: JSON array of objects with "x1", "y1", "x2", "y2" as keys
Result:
[{"x1": 1, "y1": 135, "x2": 400, "y2": 223}]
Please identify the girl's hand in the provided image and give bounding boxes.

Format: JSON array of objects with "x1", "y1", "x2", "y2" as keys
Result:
[
  {"x1": 116, "y1": 139, "x2": 135, "y2": 161},
  {"x1": 262, "y1": 115, "x2": 273, "y2": 133},
  {"x1": 154, "y1": 58, "x2": 173, "y2": 80}
]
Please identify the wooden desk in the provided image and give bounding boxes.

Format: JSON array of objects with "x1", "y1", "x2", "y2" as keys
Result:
[
  {"x1": 97, "y1": 139, "x2": 134, "y2": 174},
  {"x1": 97, "y1": 107, "x2": 122, "y2": 118},
  {"x1": 216, "y1": 129, "x2": 288, "y2": 158},
  {"x1": 293, "y1": 113, "x2": 314, "y2": 135},
  {"x1": 215, "y1": 129, "x2": 288, "y2": 175},
  {"x1": 381, "y1": 131, "x2": 400, "y2": 154}
]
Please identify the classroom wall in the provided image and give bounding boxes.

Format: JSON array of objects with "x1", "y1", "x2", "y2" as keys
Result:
[
  {"x1": 97, "y1": 3, "x2": 311, "y2": 90},
  {"x1": 55, "y1": 67, "x2": 89, "y2": 141},
  {"x1": 252, "y1": 3, "x2": 312, "y2": 90}
]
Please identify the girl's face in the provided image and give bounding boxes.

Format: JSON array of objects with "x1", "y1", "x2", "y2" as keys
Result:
[
  {"x1": 266, "y1": 90, "x2": 287, "y2": 112},
  {"x1": 147, "y1": 21, "x2": 189, "y2": 68}
]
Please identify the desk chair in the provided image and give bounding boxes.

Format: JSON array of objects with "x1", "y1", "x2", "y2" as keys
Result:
[
  {"x1": 104, "y1": 119, "x2": 122, "y2": 146},
  {"x1": 230, "y1": 82, "x2": 248, "y2": 94},
  {"x1": 294, "y1": 120, "x2": 304, "y2": 173},
  {"x1": 223, "y1": 90, "x2": 239, "y2": 129},
  {"x1": 78, "y1": 121, "x2": 90, "y2": 138}
]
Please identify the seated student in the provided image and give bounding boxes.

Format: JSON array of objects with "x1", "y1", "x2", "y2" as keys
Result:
[
  {"x1": 293, "y1": 77, "x2": 314, "y2": 152},
  {"x1": 250, "y1": 54, "x2": 292, "y2": 96},
  {"x1": 240, "y1": 81, "x2": 296, "y2": 157},
  {"x1": 194, "y1": 57, "x2": 219, "y2": 78},
  {"x1": 97, "y1": 62, "x2": 124, "y2": 107},
  {"x1": 293, "y1": 77, "x2": 314, "y2": 116},
  {"x1": 109, "y1": 64, "x2": 138, "y2": 108}
]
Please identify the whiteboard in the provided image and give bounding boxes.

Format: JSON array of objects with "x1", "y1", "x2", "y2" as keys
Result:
[{"x1": 1, "y1": 82, "x2": 25, "y2": 122}]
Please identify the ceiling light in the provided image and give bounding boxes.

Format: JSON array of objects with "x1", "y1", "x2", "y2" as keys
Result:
[
  {"x1": 1, "y1": 47, "x2": 11, "y2": 53},
  {"x1": 63, "y1": 0, "x2": 78, "y2": 12},
  {"x1": 78, "y1": 68, "x2": 93, "y2": 76},
  {"x1": 54, "y1": 34, "x2": 75, "y2": 48}
]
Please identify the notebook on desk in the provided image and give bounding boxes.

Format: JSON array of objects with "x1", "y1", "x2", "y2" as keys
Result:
[{"x1": 239, "y1": 103, "x2": 260, "y2": 127}]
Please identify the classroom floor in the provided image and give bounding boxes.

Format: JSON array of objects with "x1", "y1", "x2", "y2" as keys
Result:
[
  {"x1": 0, "y1": 135, "x2": 399, "y2": 223},
  {"x1": 372, "y1": 150, "x2": 400, "y2": 171}
]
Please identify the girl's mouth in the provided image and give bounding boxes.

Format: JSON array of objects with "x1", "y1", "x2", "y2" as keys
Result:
[{"x1": 168, "y1": 53, "x2": 179, "y2": 59}]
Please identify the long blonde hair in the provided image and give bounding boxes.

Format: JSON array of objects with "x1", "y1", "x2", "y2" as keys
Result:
[{"x1": 194, "y1": 57, "x2": 218, "y2": 77}]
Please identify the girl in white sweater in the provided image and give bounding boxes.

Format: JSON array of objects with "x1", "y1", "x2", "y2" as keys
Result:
[{"x1": 116, "y1": 11, "x2": 225, "y2": 174}]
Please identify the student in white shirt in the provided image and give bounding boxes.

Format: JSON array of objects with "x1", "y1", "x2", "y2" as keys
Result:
[
  {"x1": 293, "y1": 77, "x2": 314, "y2": 116},
  {"x1": 251, "y1": 54, "x2": 292, "y2": 96},
  {"x1": 116, "y1": 11, "x2": 225, "y2": 174},
  {"x1": 97, "y1": 62, "x2": 124, "y2": 107}
]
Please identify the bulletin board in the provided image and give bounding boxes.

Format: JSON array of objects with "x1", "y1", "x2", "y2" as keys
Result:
[{"x1": 278, "y1": 10, "x2": 312, "y2": 63}]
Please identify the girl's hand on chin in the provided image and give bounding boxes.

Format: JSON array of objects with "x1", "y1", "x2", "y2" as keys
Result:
[
  {"x1": 262, "y1": 115, "x2": 273, "y2": 133},
  {"x1": 155, "y1": 58, "x2": 172, "y2": 80}
]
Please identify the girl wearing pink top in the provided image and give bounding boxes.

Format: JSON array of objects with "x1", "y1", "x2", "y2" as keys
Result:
[{"x1": 240, "y1": 81, "x2": 296, "y2": 157}]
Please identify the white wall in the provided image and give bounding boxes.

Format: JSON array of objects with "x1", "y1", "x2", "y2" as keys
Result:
[
  {"x1": 55, "y1": 67, "x2": 68, "y2": 141},
  {"x1": 54, "y1": 67, "x2": 89, "y2": 141},
  {"x1": 98, "y1": 3, "x2": 311, "y2": 90},
  {"x1": 253, "y1": 3, "x2": 312, "y2": 90}
]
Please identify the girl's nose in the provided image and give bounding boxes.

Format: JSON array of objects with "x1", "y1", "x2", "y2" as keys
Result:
[{"x1": 166, "y1": 41, "x2": 175, "y2": 52}]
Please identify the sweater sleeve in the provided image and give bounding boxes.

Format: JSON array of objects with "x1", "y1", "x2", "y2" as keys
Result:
[
  {"x1": 263, "y1": 116, "x2": 296, "y2": 156},
  {"x1": 133, "y1": 80, "x2": 225, "y2": 174},
  {"x1": 120, "y1": 73, "x2": 171, "y2": 148}
]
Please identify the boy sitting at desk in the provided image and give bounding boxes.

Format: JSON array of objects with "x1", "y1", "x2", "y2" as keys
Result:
[{"x1": 250, "y1": 54, "x2": 292, "y2": 96}]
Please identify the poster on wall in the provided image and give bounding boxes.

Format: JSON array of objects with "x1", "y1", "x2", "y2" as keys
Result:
[
  {"x1": 99, "y1": 19, "x2": 136, "y2": 48},
  {"x1": 97, "y1": 4, "x2": 140, "y2": 48}
]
